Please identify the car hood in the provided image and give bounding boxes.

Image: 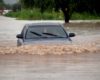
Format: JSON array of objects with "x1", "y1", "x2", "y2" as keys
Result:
[{"x1": 23, "y1": 38, "x2": 71, "y2": 45}]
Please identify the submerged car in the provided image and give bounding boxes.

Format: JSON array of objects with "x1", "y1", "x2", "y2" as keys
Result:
[{"x1": 16, "y1": 23, "x2": 75, "y2": 46}]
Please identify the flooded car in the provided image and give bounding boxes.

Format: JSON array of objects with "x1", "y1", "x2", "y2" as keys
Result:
[{"x1": 16, "y1": 23, "x2": 75, "y2": 46}]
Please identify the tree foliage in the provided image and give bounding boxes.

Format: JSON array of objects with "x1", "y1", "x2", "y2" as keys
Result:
[
  {"x1": 20, "y1": 0, "x2": 100, "y2": 23},
  {"x1": 0, "y1": 0, "x2": 4, "y2": 7},
  {"x1": 76, "y1": 0, "x2": 100, "y2": 14}
]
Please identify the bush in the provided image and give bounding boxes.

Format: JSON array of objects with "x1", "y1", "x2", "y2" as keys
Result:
[
  {"x1": 5, "y1": 9, "x2": 100, "y2": 20},
  {"x1": 5, "y1": 9, "x2": 64, "y2": 20},
  {"x1": 71, "y1": 12, "x2": 100, "y2": 20}
]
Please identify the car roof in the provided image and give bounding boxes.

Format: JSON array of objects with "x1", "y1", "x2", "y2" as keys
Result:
[{"x1": 25, "y1": 22, "x2": 63, "y2": 27}]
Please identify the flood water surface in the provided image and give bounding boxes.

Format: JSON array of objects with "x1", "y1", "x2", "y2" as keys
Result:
[
  {"x1": 0, "y1": 53, "x2": 100, "y2": 80},
  {"x1": 0, "y1": 16, "x2": 100, "y2": 80}
]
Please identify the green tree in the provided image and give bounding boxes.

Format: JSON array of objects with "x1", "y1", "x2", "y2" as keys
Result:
[
  {"x1": 20, "y1": 0, "x2": 78, "y2": 23},
  {"x1": 20, "y1": 0, "x2": 34, "y2": 8},
  {"x1": 0, "y1": 0, "x2": 4, "y2": 7},
  {"x1": 55, "y1": 0, "x2": 77, "y2": 23},
  {"x1": 0, "y1": 0, "x2": 4, "y2": 15},
  {"x1": 76, "y1": 0, "x2": 100, "y2": 14},
  {"x1": 20, "y1": 0, "x2": 100, "y2": 23}
]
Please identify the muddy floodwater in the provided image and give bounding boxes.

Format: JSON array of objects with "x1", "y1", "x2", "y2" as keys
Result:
[{"x1": 0, "y1": 16, "x2": 100, "y2": 80}]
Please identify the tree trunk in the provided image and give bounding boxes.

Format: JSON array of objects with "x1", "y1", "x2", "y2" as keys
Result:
[{"x1": 61, "y1": 8, "x2": 70, "y2": 23}]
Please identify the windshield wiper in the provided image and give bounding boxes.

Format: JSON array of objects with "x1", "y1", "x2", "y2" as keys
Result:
[
  {"x1": 30, "y1": 31, "x2": 42, "y2": 37},
  {"x1": 42, "y1": 32, "x2": 66, "y2": 38},
  {"x1": 42, "y1": 32, "x2": 59, "y2": 37}
]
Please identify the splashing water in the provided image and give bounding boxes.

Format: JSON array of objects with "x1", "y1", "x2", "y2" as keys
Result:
[
  {"x1": 0, "y1": 17, "x2": 100, "y2": 55},
  {"x1": 0, "y1": 43, "x2": 99, "y2": 55}
]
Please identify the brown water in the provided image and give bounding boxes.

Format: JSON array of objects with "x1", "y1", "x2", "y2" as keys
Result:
[
  {"x1": 0, "y1": 16, "x2": 100, "y2": 80},
  {"x1": 0, "y1": 53, "x2": 100, "y2": 80},
  {"x1": 0, "y1": 44, "x2": 99, "y2": 55},
  {"x1": 0, "y1": 17, "x2": 100, "y2": 54}
]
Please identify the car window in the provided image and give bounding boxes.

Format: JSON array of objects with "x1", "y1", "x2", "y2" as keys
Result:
[{"x1": 25, "y1": 25, "x2": 67, "y2": 39}]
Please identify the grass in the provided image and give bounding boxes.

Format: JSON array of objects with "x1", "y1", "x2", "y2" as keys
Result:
[
  {"x1": 5, "y1": 9, "x2": 63, "y2": 20},
  {"x1": 5, "y1": 9, "x2": 100, "y2": 20},
  {"x1": 71, "y1": 12, "x2": 100, "y2": 20}
]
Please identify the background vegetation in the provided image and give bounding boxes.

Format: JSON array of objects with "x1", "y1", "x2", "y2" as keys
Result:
[
  {"x1": 0, "y1": 0, "x2": 4, "y2": 8},
  {"x1": 2, "y1": 0, "x2": 100, "y2": 23}
]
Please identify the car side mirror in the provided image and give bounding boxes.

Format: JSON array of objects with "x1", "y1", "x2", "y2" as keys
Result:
[
  {"x1": 16, "y1": 34, "x2": 23, "y2": 39},
  {"x1": 69, "y1": 33, "x2": 75, "y2": 37}
]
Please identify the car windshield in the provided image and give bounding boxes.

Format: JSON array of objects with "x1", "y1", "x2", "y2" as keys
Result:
[{"x1": 25, "y1": 25, "x2": 67, "y2": 39}]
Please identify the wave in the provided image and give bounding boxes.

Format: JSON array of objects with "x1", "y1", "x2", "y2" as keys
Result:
[{"x1": 0, "y1": 44, "x2": 99, "y2": 55}]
